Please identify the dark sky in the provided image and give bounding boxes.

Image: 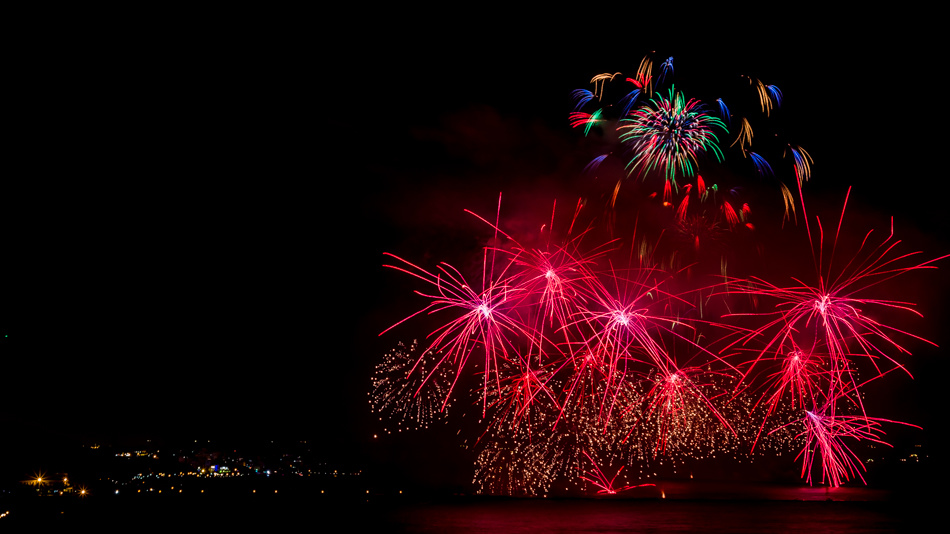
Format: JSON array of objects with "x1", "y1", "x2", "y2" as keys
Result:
[{"x1": 6, "y1": 15, "x2": 948, "y2": 488}]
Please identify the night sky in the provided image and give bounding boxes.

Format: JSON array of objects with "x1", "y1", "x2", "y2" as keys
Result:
[{"x1": 6, "y1": 16, "x2": 948, "y2": 491}]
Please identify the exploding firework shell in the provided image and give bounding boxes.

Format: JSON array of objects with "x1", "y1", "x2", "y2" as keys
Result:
[{"x1": 619, "y1": 88, "x2": 727, "y2": 187}]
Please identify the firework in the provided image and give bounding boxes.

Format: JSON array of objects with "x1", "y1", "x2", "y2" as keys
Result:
[
  {"x1": 570, "y1": 109, "x2": 604, "y2": 137},
  {"x1": 730, "y1": 117, "x2": 753, "y2": 155},
  {"x1": 786, "y1": 144, "x2": 814, "y2": 185},
  {"x1": 656, "y1": 56, "x2": 674, "y2": 88},
  {"x1": 579, "y1": 450, "x2": 654, "y2": 494},
  {"x1": 637, "y1": 364, "x2": 737, "y2": 456},
  {"x1": 724, "y1": 188, "x2": 946, "y2": 398},
  {"x1": 380, "y1": 251, "x2": 537, "y2": 414},
  {"x1": 716, "y1": 98, "x2": 730, "y2": 123},
  {"x1": 777, "y1": 397, "x2": 920, "y2": 487},
  {"x1": 748, "y1": 152, "x2": 773, "y2": 178},
  {"x1": 486, "y1": 357, "x2": 560, "y2": 429},
  {"x1": 571, "y1": 89, "x2": 595, "y2": 111},
  {"x1": 377, "y1": 52, "x2": 944, "y2": 493},
  {"x1": 619, "y1": 88, "x2": 727, "y2": 189},
  {"x1": 590, "y1": 72, "x2": 622, "y2": 101},
  {"x1": 720, "y1": 187, "x2": 947, "y2": 485},
  {"x1": 620, "y1": 74, "x2": 650, "y2": 116},
  {"x1": 369, "y1": 340, "x2": 453, "y2": 434}
]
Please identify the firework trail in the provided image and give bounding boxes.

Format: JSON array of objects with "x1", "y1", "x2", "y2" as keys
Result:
[
  {"x1": 773, "y1": 387, "x2": 921, "y2": 487},
  {"x1": 579, "y1": 450, "x2": 654, "y2": 494}
]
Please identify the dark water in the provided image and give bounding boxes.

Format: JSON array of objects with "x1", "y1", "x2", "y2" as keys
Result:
[
  {"x1": 1, "y1": 482, "x2": 933, "y2": 531},
  {"x1": 375, "y1": 499, "x2": 920, "y2": 533},
  {"x1": 372, "y1": 482, "x2": 932, "y2": 533}
]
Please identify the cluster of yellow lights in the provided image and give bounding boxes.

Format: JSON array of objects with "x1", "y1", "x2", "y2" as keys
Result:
[
  {"x1": 471, "y1": 370, "x2": 802, "y2": 496},
  {"x1": 370, "y1": 341, "x2": 452, "y2": 435}
]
